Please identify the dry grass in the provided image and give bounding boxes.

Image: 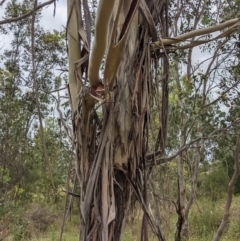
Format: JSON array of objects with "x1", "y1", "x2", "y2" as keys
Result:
[{"x1": 2, "y1": 196, "x2": 240, "y2": 240}]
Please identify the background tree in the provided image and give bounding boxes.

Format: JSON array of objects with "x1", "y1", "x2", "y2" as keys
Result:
[{"x1": 0, "y1": 0, "x2": 68, "y2": 198}]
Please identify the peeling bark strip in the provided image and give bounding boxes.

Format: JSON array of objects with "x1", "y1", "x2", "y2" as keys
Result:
[
  {"x1": 67, "y1": 0, "x2": 80, "y2": 112},
  {"x1": 67, "y1": 0, "x2": 169, "y2": 240}
]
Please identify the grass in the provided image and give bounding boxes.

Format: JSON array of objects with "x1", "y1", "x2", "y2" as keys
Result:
[{"x1": 3, "y1": 196, "x2": 240, "y2": 241}]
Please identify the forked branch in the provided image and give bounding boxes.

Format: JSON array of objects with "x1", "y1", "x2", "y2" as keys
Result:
[{"x1": 88, "y1": 0, "x2": 140, "y2": 92}]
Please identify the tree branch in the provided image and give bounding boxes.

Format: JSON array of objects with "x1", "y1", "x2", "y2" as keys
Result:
[
  {"x1": 49, "y1": 86, "x2": 67, "y2": 94},
  {"x1": 0, "y1": 0, "x2": 55, "y2": 25},
  {"x1": 151, "y1": 18, "x2": 240, "y2": 50},
  {"x1": 0, "y1": 0, "x2": 7, "y2": 7},
  {"x1": 147, "y1": 121, "x2": 240, "y2": 167},
  {"x1": 202, "y1": 79, "x2": 240, "y2": 109},
  {"x1": 56, "y1": 92, "x2": 73, "y2": 141}
]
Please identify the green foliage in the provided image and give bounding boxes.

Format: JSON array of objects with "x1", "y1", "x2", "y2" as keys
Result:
[
  {"x1": 223, "y1": 154, "x2": 240, "y2": 195},
  {"x1": 123, "y1": 226, "x2": 137, "y2": 241},
  {"x1": 0, "y1": 70, "x2": 69, "y2": 205},
  {"x1": 200, "y1": 166, "x2": 229, "y2": 201},
  {"x1": 49, "y1": 224, "x2": 57, "y2": 241},
  {"x1": 0, "y1": 0, "x2": 70, "y2": 208},
  {"x1": 0, "y1": 70, "x2": 33, "y2": 205},
  {"x1": 11, "y1": 216, "x2": 30, "y2": 241},
  {"x1": 201, "y1": 15, "x2": 210, "y2": 25},
  {"x1": 188, "y1": 199, "x2": 224, "y2": 239},
  {"x1": 29, "y1": 118, "x2": 71, "y2": 202},
  {"x1": 213, "y1": 133, "x2": 240, "y2": 195},
  {"x1": 227, "y1": 212, "x2": 240, "y2": 240},
  {"x1": 0, "y1": 167, "x2": 10, "y2": 184},
  {"x1": 5, "y1": 0, "x2": 37, "y2": 19}
]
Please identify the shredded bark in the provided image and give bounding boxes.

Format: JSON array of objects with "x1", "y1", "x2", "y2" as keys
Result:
[{"x1": 67, "y1": 0, "x2": 169, "y2": 240}]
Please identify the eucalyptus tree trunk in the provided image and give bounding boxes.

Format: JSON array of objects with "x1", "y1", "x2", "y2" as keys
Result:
[
  {"x1": 65, "y1": 0, "x2": 240, "y2": 240},
  {"x1": 67, "y1": 0, "x2": 167, "y2": 241}
]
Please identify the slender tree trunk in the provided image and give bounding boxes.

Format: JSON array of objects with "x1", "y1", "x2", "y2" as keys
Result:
[
  {"x1": 31, "y1": 0, "x2": 55, "y2": 194},
  {"x1": 182, "y1": 146, "x2": 201, "y2": 238},
  {"x1": 175, "y1": 140, "x2": 186, "y2": 241},
  {"x1": 174, "y1": 60, "x2": 186, "y2": 241}
]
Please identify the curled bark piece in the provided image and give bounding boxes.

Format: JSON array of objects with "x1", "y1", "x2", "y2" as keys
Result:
[{"x1": 90, "y1": 82, "x2": 105, "y2": 102}]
